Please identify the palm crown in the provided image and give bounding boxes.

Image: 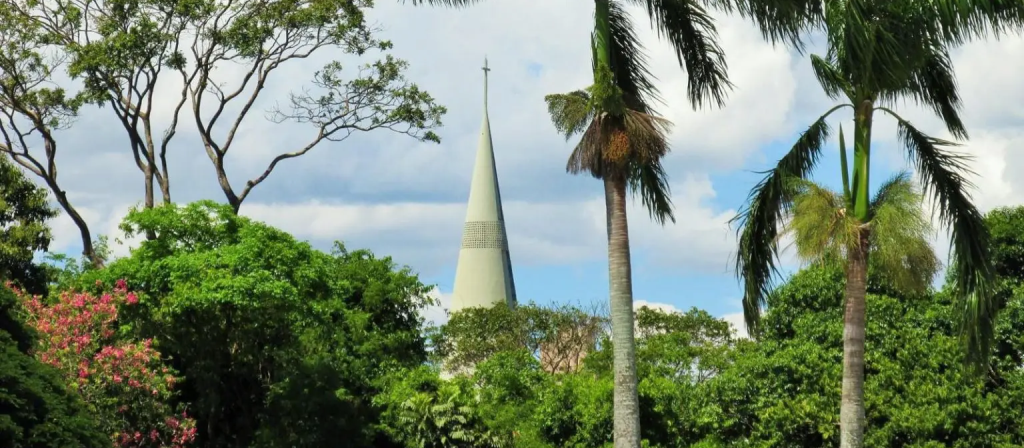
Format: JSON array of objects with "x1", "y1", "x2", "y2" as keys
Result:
[
  {"x1": 783, "y1": 172, "x2": 941, "y2": 295},
  {"x1": 733, "y1": 0, "x2": 1009, "y2": 364}
]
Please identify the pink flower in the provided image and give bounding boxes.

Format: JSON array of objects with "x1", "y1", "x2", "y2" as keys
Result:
[{"x1": 12, "y1": 284, "x2": 196, "y2": 447}]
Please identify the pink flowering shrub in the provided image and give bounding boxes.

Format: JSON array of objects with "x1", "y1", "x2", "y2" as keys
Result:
[{"x1": 13, "y1": 279, "x2": 198, "y2": 448}]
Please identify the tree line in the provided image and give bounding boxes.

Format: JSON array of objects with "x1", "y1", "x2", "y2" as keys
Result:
[
  {"x1": 4, "y1": 0, "x2": 1024, "y2": 447},
  {"x1": 5, "y1": 150, "x2": 1024, "y2": 447}
]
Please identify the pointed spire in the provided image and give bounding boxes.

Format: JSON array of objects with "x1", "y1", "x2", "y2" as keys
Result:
[{"x1": 450, "y1": 59, "x2": 517, "y2": 313}]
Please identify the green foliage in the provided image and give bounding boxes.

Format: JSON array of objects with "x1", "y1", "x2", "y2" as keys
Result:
[
  {"x1": 74, "y1": 200, "x2": 432, "y2": 448},
  {"x1": 0, "y1": 157, "x2": 56, "y2": 295},
  {"x1": 387, "y1": 229, "x2": 1024, "y2": 447},
  {"x1": 375, "y1": 366, "x2": 512, "y2": 448},
  {"x1": 0, "y1": 287, "x2": 108, "y2": 448}
]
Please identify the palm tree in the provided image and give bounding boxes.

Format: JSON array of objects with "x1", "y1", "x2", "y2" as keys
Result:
[
  {"x1": 409, "y1": 1, "x2": 743, "y2": 447},
  {"x1": 731, "y1": 2, "x2": 1023, "y2": 447},
  {"x1": 543, "y1": 5, "x2": 677, "y2": 447}
]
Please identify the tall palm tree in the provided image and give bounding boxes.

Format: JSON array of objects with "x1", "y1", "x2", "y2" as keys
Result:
[
  {"x1": 732, "y1": 2, "x2": 1023, "y2": 447},
  {"x1": 543, "y1": 3, "x2": 681, "y2": 446},
  {"x1": 410, "y1": 1, "x2": 745, "y2": 447}
]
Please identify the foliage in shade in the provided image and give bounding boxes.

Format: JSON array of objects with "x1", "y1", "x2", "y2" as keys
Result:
[
  {"x1": 376, "y1": 367, "x2": 511, "y2": 448},
  {"x1": 74, "y1": 200, "x2": 433, "y2": 448},
  {"x1": 0, "y1": 156, "x2": 58, "y2": 295}
]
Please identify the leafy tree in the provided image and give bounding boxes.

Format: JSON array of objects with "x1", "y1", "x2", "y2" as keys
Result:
[
  {"x1": 2, "y1": 0, "x2": 446, "y2": 214},
  {"x1": 432, "y1": 302, "x2": 605, "y2": 374},
  {"x1": 408, "y1": 0, "x2": 805, "y2": 445},
  {"x1": 731, "y1": 1, "x2": 1024, "y2": 445},
  {"x1": 74, "y1": 201, "x2": 433, "y2": 448},
  {"x1": 0, "y1": 156, "x2": 57, "y2": 294},
  {"x1": 0, "y1": 286, "x2": 108, "y2": 448}
]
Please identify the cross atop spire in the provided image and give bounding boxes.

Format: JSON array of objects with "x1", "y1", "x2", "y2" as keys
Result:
[{"x1": 482, "y1": 57, "x2": 490, "y2": 108}]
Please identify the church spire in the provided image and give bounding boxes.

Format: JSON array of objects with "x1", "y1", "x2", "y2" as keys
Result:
[{"x1": 450, "y1": 59, "x2": 517, "y2": 312}]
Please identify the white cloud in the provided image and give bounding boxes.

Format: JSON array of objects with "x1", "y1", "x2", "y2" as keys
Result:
[
  {"x1": 48, "y1": 200, "x2": 141, "y2": 261},
  {"x1": 421, "y1": 286, "x2": 452, "y2": 327},
  {"x1": 720, "y1": 312, "x2": 749, "y2": 339}
]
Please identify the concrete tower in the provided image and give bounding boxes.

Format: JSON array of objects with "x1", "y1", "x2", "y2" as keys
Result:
[{"x1": 450, "y1": 58, "x2": 517, "y2": 312}]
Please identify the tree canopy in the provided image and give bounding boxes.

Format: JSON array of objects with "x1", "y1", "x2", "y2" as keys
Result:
[{"x1": 73, "y1": 200, "x2": 434, "y2": 448}]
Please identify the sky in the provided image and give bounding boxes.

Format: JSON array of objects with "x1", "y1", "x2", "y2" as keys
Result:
[{"x1": 26, "y1": 0, "x2": 1024, "y2": 338}]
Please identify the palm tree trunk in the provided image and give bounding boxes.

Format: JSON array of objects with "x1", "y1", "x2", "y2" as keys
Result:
[
  {"x1": 841, "y1": 229, "x2": 869, "y2": 448},
  {"x1": 841, "y1": 99, "x2": 874, "y2": 448},
  {"x1": 605, "y1": 175, "x2": 641, "y2": 448}
]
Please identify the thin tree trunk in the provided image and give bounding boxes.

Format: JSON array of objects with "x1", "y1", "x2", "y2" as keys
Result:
[
  {"x1": 840, "y1": 229, "x2": 869, "y2": 448},
  {"x1": 51, "y1": 186, "x2": 100, "y2": 268},
  {"x1": 606, "y1": 175, "x2": 640, "y2": 448},
  {"x1": 143, "y1": 167, "x2": 157, "y2": 240}
]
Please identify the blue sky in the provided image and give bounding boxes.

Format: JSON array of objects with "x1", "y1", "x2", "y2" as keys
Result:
[{"x1": 24, "y1": 0, "x2": 1024, "y2": 333}]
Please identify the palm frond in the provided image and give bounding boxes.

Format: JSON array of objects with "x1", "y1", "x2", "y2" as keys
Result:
[
  {"x1": 629, "y1": 158, "x2": 674, "y2": 225},
  {"x1": 810, "y1": 54, "x2": 852, "y2": 101},
  {"x1": 931, "y1": 0, "x2": 1024, "y2": 44},
  {"x1": 604, "y1": 0, "x2": 662, "y2": 111},
  {"x1": 868, "y1": 171, "x2": 941, "y2": 295},
  {"x1": 624, "y1": 0, "x2": 732, "y2": 108},
  {"x1": 544, "y1": 91, "x2": 596, "y2": 141},
  {"x1": 731, "y1": 103, "x2": 850, "y2": 334},
  {"x1": 834, "y1": 0, "x2": 925, "y2": 96},
  {"x1": 623, "y1": 109, "x2": 674, "y2": 224},
  {"x1": 732, "y1": 0, "x2": 823, "y2": 51},
  {"x1": 566, "y1": 116, "x2": 608, "y2": 178},
  {"x1": 784, "y1": 178, "x2": 860, "y2": 264},
  {"x1": 900, "y1": 44, "x2": 968, "y2": 140},
  {"x1": 880, "y1": 107, "x2": 996, "y2": 368},
  {"x1": 869, "y1": 170, "x2": 913, "y2": 217}
]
